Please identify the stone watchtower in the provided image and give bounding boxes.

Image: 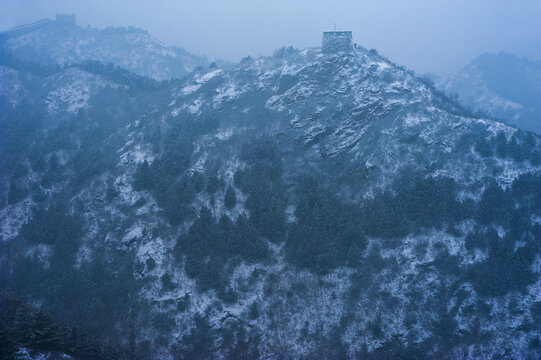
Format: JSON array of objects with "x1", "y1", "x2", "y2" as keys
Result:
[{"x1": 322, "y1": 31, "x2": 353, "y2": 54}]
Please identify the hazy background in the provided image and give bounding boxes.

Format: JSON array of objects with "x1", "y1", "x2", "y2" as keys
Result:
[{"x1": 1, "y1": 0, "x2": 540, "y2": 74}]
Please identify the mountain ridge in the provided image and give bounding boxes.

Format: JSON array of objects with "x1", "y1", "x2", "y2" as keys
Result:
[
  {"x1": 0, "y1": 16, "x2": 208, "y2": 81},
  {"x1": 433, "y1": 52, "x2": 541, "y2": 134},
  {"x1": 1, "y1": 28, "x2": 541, "y2": 359}
]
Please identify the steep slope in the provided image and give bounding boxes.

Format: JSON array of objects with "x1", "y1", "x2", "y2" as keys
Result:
[
  {"x1": 1, "y1": 46, "x2": 540, "y2": 359},
  {"x1": 0, "y1": 17, "x2": 207, "y2": 81},
  {"x1": 434, "y1": 53, "x2": 541, "y2": 134}
]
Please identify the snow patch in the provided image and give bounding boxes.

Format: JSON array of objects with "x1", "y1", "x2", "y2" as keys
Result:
[
  {"x1": 46, "y1": 80, "x2": 90, "y2": 114},
  {"x1": 0, "y1": 198, "x2": 33, "y2": 242},
  {"x1": 215, "y1": 128, "x2": 233, "y2": 140},
  {"x1": 181, "y1": 69, "x2": 222, "y2": 95},
  {"x1": 404, "y1": 113, "x2": 431, "y2": 127},
  {"x1": 25, "y1": 244, "x2": 52, "y2": 269}
]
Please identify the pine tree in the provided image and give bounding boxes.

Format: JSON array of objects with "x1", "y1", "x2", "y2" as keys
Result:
[{"x1": 224, "y1": 186, "x2": 237, "y2": 209}]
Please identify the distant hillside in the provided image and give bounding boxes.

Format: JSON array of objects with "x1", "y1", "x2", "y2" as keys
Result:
[
  {"x1": 433, "y1": 53, "x2": 541, "y2": 134},
  {"x1": 0, "y1": 15, "x2": 207, "y2": 81}
]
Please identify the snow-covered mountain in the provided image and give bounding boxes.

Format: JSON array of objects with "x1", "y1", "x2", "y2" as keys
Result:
[
  {"x1": 1, "y1": 28, "x2": 541, "y2": 359},
  {"x1": 433, "y1": 53, "x2": 541, "y2": 134},
  {"x1": 0, "y1": 15, "x2": 207, "y2": 81}
]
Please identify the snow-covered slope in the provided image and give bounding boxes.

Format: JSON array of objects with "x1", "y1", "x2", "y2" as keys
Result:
[
  {"x1": 0, "y1": 17, "x2": 207, "y2": 81},
  {"x1": 1, "y1": 44, "x2": 540, "y2": 359},
  {"x1": 434, "y1": 53, "x2": 541, "y2": 134}
]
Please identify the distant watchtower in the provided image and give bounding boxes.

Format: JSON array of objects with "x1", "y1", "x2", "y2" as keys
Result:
[
  {"x1": 322, "y1": 31, "x2": 353, "y2": 54},
  {"x1": 55, "y1": 13, "x2": 76, "y2": 26}
]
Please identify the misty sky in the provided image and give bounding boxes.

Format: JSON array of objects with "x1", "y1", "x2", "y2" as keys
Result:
[{"x1": 1, "y1": 0, "x2": 540, "y2": 74}]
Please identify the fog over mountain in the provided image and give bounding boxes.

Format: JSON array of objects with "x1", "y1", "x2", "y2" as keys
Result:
[
  {"x1": 1, "y1": 0, "x2": 541, "y2": 74},
  {"x1": 433, "y1": 53, "x2": 541, "y2": 134},
  {"x1": 1, "y1": 3, "x2": 541, "y2": 360}
]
